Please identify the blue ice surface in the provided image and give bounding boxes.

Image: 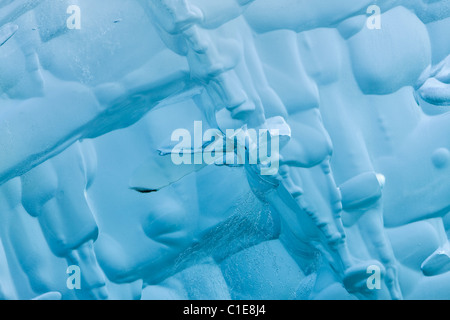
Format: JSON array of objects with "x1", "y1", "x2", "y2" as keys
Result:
[{"x1": 0, "y1": 0, "x2": 449, "y2": 300}]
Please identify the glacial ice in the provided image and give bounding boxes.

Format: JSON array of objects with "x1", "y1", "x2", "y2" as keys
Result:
[{"x1": 0, "y1": 0, "x2": 449, "y2": 300}]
